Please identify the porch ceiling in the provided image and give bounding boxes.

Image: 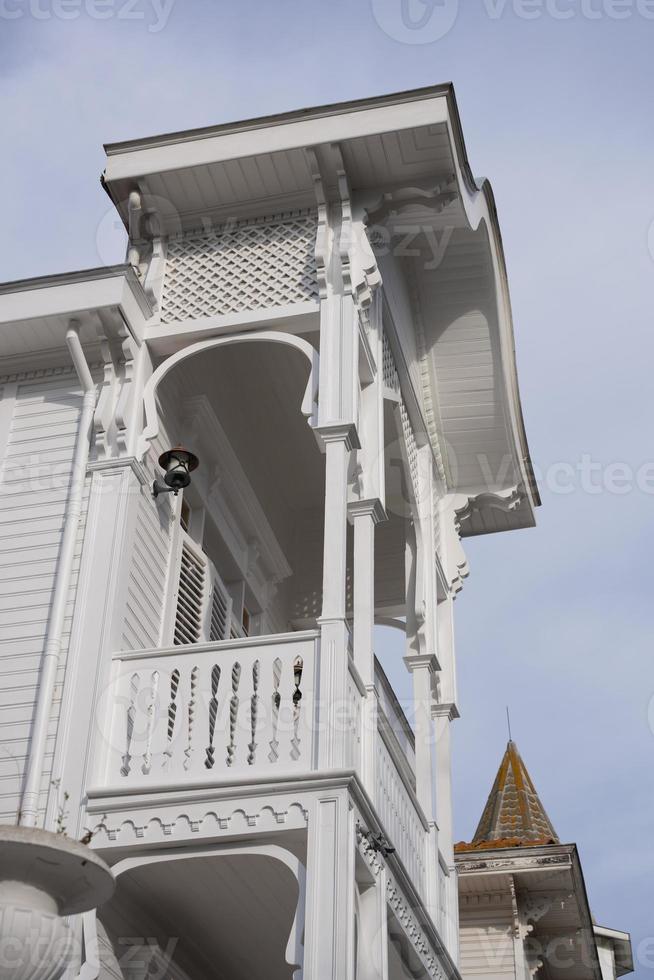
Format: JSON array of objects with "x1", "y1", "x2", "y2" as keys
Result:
[{"x1": 102, "y1": 851, "x2": 300, "y2": 980}]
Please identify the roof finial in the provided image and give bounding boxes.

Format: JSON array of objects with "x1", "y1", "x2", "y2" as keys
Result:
[{"x1": 506, "y1": 706, "x2": 512, "y2": 743}]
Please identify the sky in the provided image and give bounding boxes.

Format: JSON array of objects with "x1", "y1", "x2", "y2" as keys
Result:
[{"x1": 1, "y1": 0, "x2": 653, "y2": 974}]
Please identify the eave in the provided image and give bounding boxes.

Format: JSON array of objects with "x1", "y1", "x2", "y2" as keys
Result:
[
  {"x1": 594, "y1": 926, "x2": 634, "y2": 977},
  {"x1": 456, "y1": 843, "x2": 603, "y2": 980},
  {"x1": 0, "y1": 265, "x2": 152, "y2": 369}
]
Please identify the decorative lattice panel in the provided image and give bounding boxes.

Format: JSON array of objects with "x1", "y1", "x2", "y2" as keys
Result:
[
  {"x1": 383, "y1": 331, "x2": 420, "y2": 502},
  {"x1": 400, "y1": 398, "x2": 420, "y2": 504},
  {"x1": 382, "y1": 331, "x2": 400, "y2": 393},
  {"x1": 161, "y1": 212, "x2": 319, "y2": 323}
]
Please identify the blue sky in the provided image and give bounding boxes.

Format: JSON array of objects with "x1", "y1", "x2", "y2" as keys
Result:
[{"x1": 1, "y1": 0, "x2": 653, "y2": 974}]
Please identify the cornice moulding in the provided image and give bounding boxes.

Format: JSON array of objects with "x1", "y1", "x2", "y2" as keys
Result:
[
  {"x1": 87, "y1": 456, "x2": 150, "y2": 487},
  {"x1": 347, "y1": 497, "x2": 387, "y2": 524},
  {"x1": 0, "y1": 264, "x2": 152, "y2": 320},
  {"x1": 431, "y1": 702, "x2": 460, "y2": 722},
  {"x1": 315, "y1": 422, "x2": 361, "y2": 451}
]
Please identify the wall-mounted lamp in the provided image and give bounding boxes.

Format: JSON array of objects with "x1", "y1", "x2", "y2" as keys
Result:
[{"x1": 152, "y1": 445, "x2": 199, "y2": 498}]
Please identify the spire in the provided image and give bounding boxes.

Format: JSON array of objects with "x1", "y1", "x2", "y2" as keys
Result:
[{"x1": 470, "y1": 740, "x2": 559, "y2": 847}]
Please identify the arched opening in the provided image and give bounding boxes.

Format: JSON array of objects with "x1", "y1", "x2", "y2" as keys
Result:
[{"x1": 149, "y1": 337, "x2": 325, "y2": 643}]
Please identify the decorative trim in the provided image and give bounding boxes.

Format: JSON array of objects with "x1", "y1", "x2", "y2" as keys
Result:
[
  {"x1": 161, "y1": 211, "x2": 318, "y2": 322},
  {"x1": 347, "y1": 497, "x2": 387, "y2": 525},
  {"x1": 90, "y1": 801, "x2": 309, "y2": 845},
  {"x1": 87, "y1": 455, "x2": 150, "y2": 487},
  {"x1": 431, "y1": 702, "x2": 460, "y2": 722},
  {"x1": 364, "y1": 179, "x2": 457, "y2": 227},
  {"x1": 315, "y1": 422, "x2": 361, "y2": 451},
  {"x1": 357, "y1": 824, "x2": 455, "y2": 980},
  {"x1": 403, "y1": 653, "x2": 439, "y2": 674},
  {"x1": 166, "y1": 206, "x2": 316, "y2": 240},
  {"x1": 456, "y1": 853, "x2": 572, "y2": 874},
  {"x1": 138, "y1": 330, "x2": 319, "y2": 458},
  {"x1": 406, "y1": 261, "x2": 447, "y2": 488},
  {"x1": 0, "y1": 264, "x2": 151, "y2": 316},
  {"x1": 0, "y1": 381, "x2": 17, "y2": 464},
  {"x1": 455, "y1": 488, "x2": 523, "y2": 528},
  {"x1": 0, "y1": 361, "x2": 103, "y2": 385},
  {"x1": 111, "y1": 628, "x2": 319, "y2": 662}
]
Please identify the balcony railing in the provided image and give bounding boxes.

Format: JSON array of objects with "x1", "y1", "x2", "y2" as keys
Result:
[
  {"x1": 102, "y1": 632, "x2": 319, "y2": 786},
  {"x1": 96, "y1": 629, "x2": 430, "y2": 904}
]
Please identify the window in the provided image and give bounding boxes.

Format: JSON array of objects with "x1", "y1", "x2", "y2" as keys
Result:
[{"x1": 169, "y1": 500, "x2": 257, "y2": 646}]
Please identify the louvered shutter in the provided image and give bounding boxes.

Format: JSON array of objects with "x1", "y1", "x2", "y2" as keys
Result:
[
  {"x1": 208, "y1": 569, "x2": 231, "y2": 641},
  {"x1": 173, "y1": 535, "x2": 208, "y2": 645},
  {"x1": 173, "y1": 530, "x2": 234, "y2": 644}
]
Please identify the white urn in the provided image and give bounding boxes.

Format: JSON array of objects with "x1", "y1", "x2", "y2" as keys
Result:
[{"x1": 0, "y1": 826, "x2": 115, "y2": 980}]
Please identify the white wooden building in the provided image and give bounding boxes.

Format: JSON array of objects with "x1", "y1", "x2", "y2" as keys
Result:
[
  {"x1": 456, "y1": 741, "x2": 632, "y2": 980},
  {"x1": 0, "y1": 85, "x2": 606, "y2": 980}
]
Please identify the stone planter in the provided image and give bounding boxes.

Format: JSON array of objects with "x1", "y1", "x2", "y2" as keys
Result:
[{"x1": 0, "y1": 826, "x2": 115, "y2": 980}]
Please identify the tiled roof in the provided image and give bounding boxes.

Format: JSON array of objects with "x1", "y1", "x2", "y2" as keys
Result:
[{"x1": 460, "y1": 740, "x2": 559, "y2": 850}]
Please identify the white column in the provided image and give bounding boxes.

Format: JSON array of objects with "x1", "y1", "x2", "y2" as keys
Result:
[
  {"x1": 319, "y1": 427, "x2": 356, "y2": 621},
  {"x1": 304, "y1": 794, "x2": 356, "y2": 980},
  {"x1": 357, "y1": 870, "x2": 389, "y2": 980},
  {"x1": 348, "y1": 498, "x2": 386, "y2": 796},
  {"x1": 404, "y1": 653, "x2": 439, "y2": 927},
  {"x1": 46, "y1": 459, "x2": 149, "y2": 834},
  {"x1": 432, "y1": 701, "x2": 460, "y2": 960},
  {"x1": 317, "y1": 424, "x2": 359, "y2": 770}
]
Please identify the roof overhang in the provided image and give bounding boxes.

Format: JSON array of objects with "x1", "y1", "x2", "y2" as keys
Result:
[
  {"x1": 101, "y1": 84, "x2": 538, "y2": 536},
  {"x1": 0, "y1": 265, "x2": 151, "y2": 371},
  {"x1": 594, "y1": 925, "x2": 634, "y2": 978},
  {"x1": 456, "y1": 843, "x2": 603, "y2": 980}
]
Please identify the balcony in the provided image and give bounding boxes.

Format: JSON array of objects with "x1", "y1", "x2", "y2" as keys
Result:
[{"x1": 92, "y1": 630, "x2": 430, "y2": 902}]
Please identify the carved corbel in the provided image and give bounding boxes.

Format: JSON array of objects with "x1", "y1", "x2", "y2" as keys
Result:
[
  {"x1": 440, "y1": 488, "x2": 523, "y2": 597},
  {"x1": 113, "y1": 321, "x2": 141, "y2": 458},
  {"x1": 306, "y1": 143, "x2": 382, "y2": 314},
  {"x1": 305, "y1": 147, "x2": 331, "y2": 302},
  {"x1": 91, "y1": 315, "x2": 118, "y2": 462},
  {"x1": 127, "y1": 190, "x2": 143, "y2": 271},
  {"x1": 511, "y1": 878, "x2": 546, "y2": 979},
  {"x1": 520, "y1": 893, "x2": 553, "y2": 926},
  {"x1": 364, "y1": 176, "x2": 458, "y2": 228},
  {"x1": 440, "y1": 494, "x2": 471, "y2": 597},
  {"x1": 142, "y1": 234, "x2": 166, "y2": 312},
  {"x1": 91, "y1": 310, "x2": 141, "y2": 461},
  {"x1": 334, "y1": 146, "x2": 382, "y2": 312},
  {"x1": 454, "y1": 487, "x2": 523, "y2": 528}
]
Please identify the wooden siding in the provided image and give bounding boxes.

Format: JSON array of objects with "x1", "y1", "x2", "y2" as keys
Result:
[
  {"x1": 459, "y1": 894, "x2": 515, "y2": 980},
  {"x1": 0, "y1": 372, "x2": 89, "y2": 823},
  {"x1": 121, "y1": 433, "x2": 174, "y2": 652}
]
